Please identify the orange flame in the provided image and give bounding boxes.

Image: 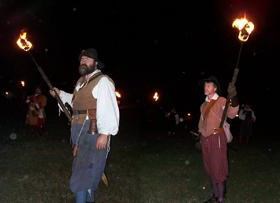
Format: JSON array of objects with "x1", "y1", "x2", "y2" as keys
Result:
[
  {"x1": 20, "y1": 80, "x2": 26, "y2": 87},
  {"x1": 153, "y1": 92, "x2": 159, "y2": 102},
  {"x1": 232, "y1": 17, "x2": 254, "y2": 42},
  {"x1": 17, "y1": 31, "x2": 33, "y2": 51},
  {"x1": 115, "y1": 91, "x2": 121, "y2": 98}
]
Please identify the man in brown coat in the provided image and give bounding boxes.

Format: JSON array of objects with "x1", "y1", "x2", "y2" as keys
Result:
[{"x1": 198, "y1": 76, "x2": 239, "y2": 203}]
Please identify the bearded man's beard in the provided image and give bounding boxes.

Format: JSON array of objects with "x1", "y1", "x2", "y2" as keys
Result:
[{"x1": 79, "y1": 64, "x2": 95, "y2": 76}]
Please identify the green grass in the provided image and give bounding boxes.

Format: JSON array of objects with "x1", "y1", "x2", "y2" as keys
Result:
[{"x1": 0, "y1": 122, "x2": 279, "y2": 203}]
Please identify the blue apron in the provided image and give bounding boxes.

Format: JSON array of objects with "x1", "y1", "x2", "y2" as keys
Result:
[{"x1": 70, "y1": 120, "x2": 107, "y2": 193}]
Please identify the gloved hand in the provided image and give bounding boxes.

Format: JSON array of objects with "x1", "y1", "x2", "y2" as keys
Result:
[{"x1": 227, "y1": 82, "x2": 237, "y2": 98}]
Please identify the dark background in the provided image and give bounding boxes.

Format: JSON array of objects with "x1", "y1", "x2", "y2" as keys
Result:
[{"x1": 0, "y1": 0, "x2": 278, "y2": 135}]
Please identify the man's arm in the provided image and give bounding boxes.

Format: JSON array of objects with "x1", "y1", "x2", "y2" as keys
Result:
[
  {"x1": 227, "y1": 83, "x2": 239, "y2": 119},
  {"x1": 227, "y1": 97, "x2": 239, "y2": 119},
  {"x1": 93, "y1": 77, "x2": 119, "y2": 150},
  {"x1": 59, "y1": 91, "x2": 73, "y2": 108},
  {"x1": 95, "y1": 77, "x2": 119, "y2": 136},
  {"x1": 50, "y1": 88, "x2": 73, "y2": 109}
]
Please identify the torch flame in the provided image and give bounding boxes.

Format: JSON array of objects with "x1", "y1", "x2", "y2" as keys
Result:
[
  {"x1": 17, "y1": 31, "x2": 33, "y2": 51},
  {"x1": 20, "y1": 80, "x2": 26, "y2": 87},
  {"x1": 232, "y1": 17, "x2": 254, "y2": 42},
  {"x1": 115, "y1": 91, "x2": 121, "y2": 98},
  {"x1": 153, "y1": 92, "x2": 159, "y2": 102}
]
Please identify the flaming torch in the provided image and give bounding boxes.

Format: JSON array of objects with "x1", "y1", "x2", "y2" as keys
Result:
[
  {"x1": 232, "y1": 17, "x2": 254, "y2": 42},
  {"x1": 17, "y1": 32, "x2": 33, "y2": 51},
  {"x1": 20, "y1": 80, "x2": 26, "y2": 87},
  {"x1": 16, "y1": 30, "x2": 71, "y2": 121},
  {"x1": 115, "y1": 91, "x2": 122, "y2": 99},
  {"x1": 220, "y1": 17, "x2": 254, "y2": 128},
  {"x1": 153, "y1": 91, "x2": 159, "y2": 102}
]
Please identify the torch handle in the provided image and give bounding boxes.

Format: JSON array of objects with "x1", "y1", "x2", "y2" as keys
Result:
[
  {"x1": 29, "y1": 54, "x2": 72, "y2": 122},
  {"x1": 219, "y1": 42, "x2": 243, "y2": 128}
]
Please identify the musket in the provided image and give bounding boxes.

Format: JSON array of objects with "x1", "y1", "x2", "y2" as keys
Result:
[{"x1": 29, "y1": 53, "x2": 72, "y2": 121}]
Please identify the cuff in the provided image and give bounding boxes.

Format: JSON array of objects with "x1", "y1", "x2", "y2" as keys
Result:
[{"x1": 98, "y1": 131, "x2": 110, "y2": 136}]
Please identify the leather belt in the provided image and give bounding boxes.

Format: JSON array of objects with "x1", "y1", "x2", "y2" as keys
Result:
[{"x1": 72, "y1": 110, "x2": 88, "y2": 115}]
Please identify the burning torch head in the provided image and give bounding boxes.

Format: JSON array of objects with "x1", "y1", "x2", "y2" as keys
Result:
[
  {"x1": 232, "y1": 17, "x2": 254, "y2": 42},
  {"x1": 153, "y1": 92, "x2": 159, "y2": 102},
  {"x1": 17, "y1": 30, "x2": 33, "y2": 51}
]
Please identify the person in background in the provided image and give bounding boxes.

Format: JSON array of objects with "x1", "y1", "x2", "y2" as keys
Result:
[
  {"x1": 25, "y1": 87, "x2": 47, "y2": 135},
  {"x1": 166, "y1": 107, "x2": 179, "y2": 135},
  {"x1": 239, "y1": 104, "x2": 256, "y2": 144}
]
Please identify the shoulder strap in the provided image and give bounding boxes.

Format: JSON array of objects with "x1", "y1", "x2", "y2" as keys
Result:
[
  {"x1": 86, "y1": 72, "x2": 104, "y2": 85},
  {"x1": 203, "y1": 98, "x2": 219, "y2": 119},
  {"x1": 72, "y1": 72, "x2": 104, "y2": 102}
]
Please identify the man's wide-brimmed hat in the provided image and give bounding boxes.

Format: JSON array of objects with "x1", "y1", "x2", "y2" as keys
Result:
[
  {"x1": 79, "y1": 48, "x2": 105, "y2": 69},
  {"x1": 79, "y1": 48, "x2": 98, "y2": 61},
  {"x1": 202, "y1": 75, "x2": 221, "y2": 93}
]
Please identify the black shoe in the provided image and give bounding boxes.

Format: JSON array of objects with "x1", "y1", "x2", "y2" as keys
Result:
[{"x1": 203, "y1": 195, "x2": 217, "y2": 203}]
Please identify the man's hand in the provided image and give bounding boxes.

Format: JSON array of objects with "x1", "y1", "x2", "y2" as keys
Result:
[
  {"x1": 49, "y1": 87, "x2": 60, "y2": 98},
  {"x1": 227, "y1": 82, "x2": 237, "y2": 98},
  {"x1": 96, "y1": 134, "x2": 109, "y2": 150}
]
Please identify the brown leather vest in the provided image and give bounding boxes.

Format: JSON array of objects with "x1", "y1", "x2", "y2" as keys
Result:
[
  {"x1": 72, "y1": 73, "x2": 104, "y2": 111},
  {"x1": 71, "y1": 72, "x2": 106, "y2": 133}
]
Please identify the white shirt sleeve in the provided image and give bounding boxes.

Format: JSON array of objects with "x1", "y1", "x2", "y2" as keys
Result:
[
  {"x1": 58, "y1": 90, "x2": 73, "y2": 110},
  {"x1": 93, "y1": 77, "x2": 119, "y2": 136}
]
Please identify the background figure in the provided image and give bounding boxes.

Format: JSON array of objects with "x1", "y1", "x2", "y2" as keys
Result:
[
  {"x1": 165, "y1": 107, "x2": 179, "y2": 135},
  {"x1": 238, "y1": 104, "x2": 256, "y2": 144},
  {"x1": 25, "y1": 87, "x2": 47, "y2": 135}
]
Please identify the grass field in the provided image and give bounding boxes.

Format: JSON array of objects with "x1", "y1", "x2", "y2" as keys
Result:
[{"x1": 0, "y1": 113, "x2": 279, "y2": 203}]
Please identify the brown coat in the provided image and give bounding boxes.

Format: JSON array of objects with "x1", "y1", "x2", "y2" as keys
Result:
[{"x1": 198, "y1": 97, "x2": 239, "y2": 137}]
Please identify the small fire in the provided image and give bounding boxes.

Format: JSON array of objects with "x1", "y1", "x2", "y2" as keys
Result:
[
  {"x1": 17, "y1": 31, "x2": 33, "y2": 51},
  {"x1": 153, "y1": 92, "x2": 159, "y2": 102},
  {"x1": 20, "y1": 80, "x2": 26, "y2": 87},
  {"x1": 232, "y1": 17, "x2": 254, "y2": 42},
  {"x1": 115, "y1": 91, "x2": 121, "y2": 99}
]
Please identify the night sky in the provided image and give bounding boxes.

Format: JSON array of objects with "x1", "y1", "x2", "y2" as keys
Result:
[{"x1": 0, "y1": 0, "x2": 279, "y2": 128}]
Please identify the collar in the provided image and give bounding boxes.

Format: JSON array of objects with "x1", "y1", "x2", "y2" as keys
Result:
[
  {"x1": 85, "y1": 69, "x2": 101, "y2": 81},
  {"x1": 78, "y1": 69, "x2": 101, "y2": 89},
  {"x1": 205, "y1": 93, "x2": 219, "y2": 102}
]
